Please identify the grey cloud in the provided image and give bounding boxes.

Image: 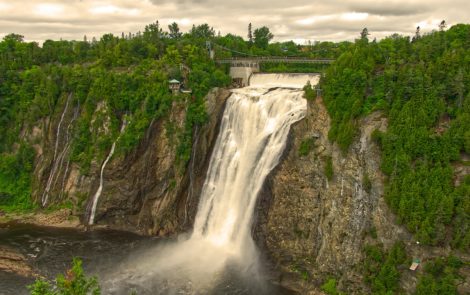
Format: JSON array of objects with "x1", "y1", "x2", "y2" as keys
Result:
[
  {"x1": 0, "y1": 0, "x2": 469, "y2": 43},
  {"x1": 345, "y1": 1, "x2": 432, "y2": 16}
]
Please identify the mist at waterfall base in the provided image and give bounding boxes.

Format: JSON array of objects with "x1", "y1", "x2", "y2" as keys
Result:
[
  {"x1": 102, "y1": 74, "x2": 315, "y2": 293},
  {"x1": 101, "y1": 74, "x2": 318, "y2": 294}
]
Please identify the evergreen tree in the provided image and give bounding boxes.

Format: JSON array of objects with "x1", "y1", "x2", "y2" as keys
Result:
[
  {"x1": 248, "y1": 23, "x2": 253, "y2": 44},
  {"x1": 412, "y1": 26, "x2": 421, "y2": 42},
  {"x1": 360, "y1": 28, "x2": 369, "y2": 42},
  {"x1": 168, "y1": 22, "x2": 182, "y2": 39},
  {"x1": 439, "y1": 20, "x2": 447, "y2": 31}
]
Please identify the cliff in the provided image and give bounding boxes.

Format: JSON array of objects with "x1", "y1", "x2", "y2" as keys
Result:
[
  {"x1": 255, "y1": 96, "x2": 390, "y2": 293},
  {"x1": 255, "y1": 97, "x2": 470, "y2": 294},
  {"x1": 25, "y1": 88, "x2": 230, "y2": 235},
  {"x1": 8, "y1": 87, "x2": 468, "y2": 294}
]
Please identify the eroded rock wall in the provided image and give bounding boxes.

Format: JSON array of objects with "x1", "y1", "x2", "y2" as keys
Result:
[
  {"x1": 30, "y1": 88, "x2": 230, "y2": 235},
  {"x1": 257, "y1": 97, "x2": 409, "y2": 293}
]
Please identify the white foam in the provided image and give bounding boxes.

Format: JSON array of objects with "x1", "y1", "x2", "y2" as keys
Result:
[{"x1": 249, "y1": 73, "x2": 320, "y2": 88}]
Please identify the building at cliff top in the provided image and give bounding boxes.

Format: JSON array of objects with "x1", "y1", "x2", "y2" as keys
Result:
[{"x1": 169, "y1": 79, "x2": 181, "y2": 95}]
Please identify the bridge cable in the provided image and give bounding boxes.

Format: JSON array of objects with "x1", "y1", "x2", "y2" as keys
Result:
[{"x1": 212, "y1": 43, "x2": 259, "y2": 57}]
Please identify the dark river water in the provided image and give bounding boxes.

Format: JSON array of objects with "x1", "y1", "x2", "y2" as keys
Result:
[{"x1": 0, "y1": 223, "x2": 292, "y2": 295}]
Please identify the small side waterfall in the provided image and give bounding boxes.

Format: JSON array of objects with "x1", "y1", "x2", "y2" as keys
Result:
[
  {"x1": 88, "y1": 120, "x2": 127, "y2": 225},
  {"x1": 41, "y1": 94, "x2": 72, "y2": 207},
  {"x1": 58, "y1": 103, "x2": 80, "y2": 199}
]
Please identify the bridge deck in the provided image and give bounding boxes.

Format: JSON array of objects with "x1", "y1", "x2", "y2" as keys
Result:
[{"x1": 215, "y1": 57, "x2": 334, "y2": 64}]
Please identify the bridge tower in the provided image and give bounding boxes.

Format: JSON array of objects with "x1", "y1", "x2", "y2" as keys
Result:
[{"x1": 206, "y1": 41, "x2": 215, "y2": 60}]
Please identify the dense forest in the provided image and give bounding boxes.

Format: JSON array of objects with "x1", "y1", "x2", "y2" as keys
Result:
[
  {"x1": 322, "y1": 24, "x2": 470, "y2": 249},
  {"x1": 0, "y1": 20, "x2": 469, "y2": 294},
  {"x1": 321, "y1": 24, "x2": 469, "y2": 294},
  {"x1": 0, "y1": 23, "x2": 232, "y2": 211}
]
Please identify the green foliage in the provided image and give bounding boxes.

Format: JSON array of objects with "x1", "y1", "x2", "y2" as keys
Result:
[
  {"x1": 322, "y1": 24, "x2": 470, "y2": 247},
  {"x1": 321, "y1": 278, "x2": 343, "y2": 295},
  {"x1": 29, "y1": 280, "x2": 54, "y2": 295},
  {"x1": 303, "y1": 81, "x2": 316, "y2": 100},
  {"x1": 299, "y1": 137, "x2": 315, "y2": 156},
  {"x1": 29, "y1": 258, "x2": 100, "y2": 295},
  {"x1": 0, "y1": 22, "x2": 230, "y2": 208},
  {"x1": 253, "y1": 26, "x2": 274, "y2": 49},
  {"x1": 0, "y1": 144, "x2": 35, "y2": 212},
  {"x1": 325, "y1": 156, "x2": 334, "y2": 181},
  {"x1": 415, "y1": 256, "x2": 462, "y2": 295},
  {"x1": 290, "y1": 264, "x2": 309, "y2": 281},
  {"x1": 371, "y1": 129, "x2": 384, "y2": 146},
  {"x1": 450, "y1": 176, "x2": 470, "y2": 249},
  {"x1": 363, "y1": 242, "x2": 407, "y2": 294}
]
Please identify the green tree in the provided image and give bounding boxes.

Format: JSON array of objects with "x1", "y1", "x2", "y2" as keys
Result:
[
  {"x1": 248, "y1": 23, "x2": 253, "y2": 45},
  {"x1": 189, "y1": 24, "x2": 215, "y2": 39},
  {"x1": 253, "y1": 26, "x2": 274, "y2": 49},
  {"x1": 168, "y1": 22, "x2": 182, "y2": 39},
  {"x1": 360, "y1": 28, "x2": 370, "y2": 42},
  {"x1": 29, "y1": 258, "x2": 100, "y2": 295}
]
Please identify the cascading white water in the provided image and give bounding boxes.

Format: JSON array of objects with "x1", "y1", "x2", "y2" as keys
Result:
[
  {"x1": 88, "y1": 120, "x2": 127, "y2": 225},
  {"x1": 250, "y1": 73, "x2": 320, "y2": 88},
  {"x1": 42, "y1": 94, "x2": 71, "y2": 207},
  {"x1": 105, "y1": 74, "x2": 318, "y2": 293},
  {"x1": 192, "y1": 86, "x2": 307, "y2": 253},
  {"x1": 59, "y1": 104, "x2": 80, "y2": 199}
]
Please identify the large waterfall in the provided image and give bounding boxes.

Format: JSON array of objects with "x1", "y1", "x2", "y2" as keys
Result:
[
  {"x1": 192, "y1": 86, "x2": 307, "y2": 253},
  {"x1": 106, "y1": 74, "x2": 318, "y2": 294}
]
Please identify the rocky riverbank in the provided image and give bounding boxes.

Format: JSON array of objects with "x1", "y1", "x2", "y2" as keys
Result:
[{"x1": 0, "y1": 209, "x2": 81, "y2": 229}]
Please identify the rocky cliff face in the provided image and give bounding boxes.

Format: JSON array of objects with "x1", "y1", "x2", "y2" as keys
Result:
[
  {"x1": 256, "y1": 97, "x2": 411, "y2": 293},
  {"x1": 24, "y1": 87, "x2": 468, "y2": 294},
  {"x1": 29, "y1": 88, "x2": 230, "y2": 236}
]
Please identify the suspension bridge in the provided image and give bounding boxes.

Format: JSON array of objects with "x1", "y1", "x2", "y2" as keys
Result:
[
  {"x1": 215, "y1": 57, "x2": 334, "y2": 65},
  {"x1": 207, "y1": 41, "x2": 334, "y2": 87}
]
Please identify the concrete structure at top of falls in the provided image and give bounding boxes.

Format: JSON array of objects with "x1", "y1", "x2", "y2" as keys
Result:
[
  {"x1": 191, "y1": 73, "x2": 319, "y2": 257},
  {"x1": 229, "y1": 61, "x2": 260, "y2": 87}
]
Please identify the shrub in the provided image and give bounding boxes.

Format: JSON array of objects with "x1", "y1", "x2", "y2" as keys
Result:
[
  {"x1": 325, "y1": 156, "x2": 334, "y2": 181},
  {"x1": 29, "y1": 258, "x2": 101, "y2": 295},
  {"x1": 303, "y1": 81, "x2": 316, "y2": 100},
  {"x1": 299, "y1": 137, "x2": 315, "y2": 156},
  {"x1": 321, "y1": 278, "x2": 343, "y2": 295}
]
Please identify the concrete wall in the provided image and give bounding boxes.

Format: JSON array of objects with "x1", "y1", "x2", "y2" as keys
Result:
[{"x1": 229, "y1": 63, "x2": 260, "y2": 87}]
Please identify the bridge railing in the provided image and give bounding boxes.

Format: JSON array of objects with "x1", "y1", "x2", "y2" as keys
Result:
[{"x1": 215, "y1": 57, "x2": 334, "y2": 64}]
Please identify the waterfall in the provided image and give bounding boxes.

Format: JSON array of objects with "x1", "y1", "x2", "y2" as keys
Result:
[
  {"x1": 88, "y1": 120, "x2": 127, "y2": 225},
  {"x1": 105, "y1": 74, "x2": 317, "y2": 293},
  {"x1": 192, "y1": 87, "x2": 307, "y2": 252},
  {"x1": 58, "y1": 103, "x2": 80, "y2": 199},
  {"x1": 250, "y1": 73, "x2": 320, "y2": 88},
  {"x1": 41, "y1": 94, "x2": 71, "y2": 207}
]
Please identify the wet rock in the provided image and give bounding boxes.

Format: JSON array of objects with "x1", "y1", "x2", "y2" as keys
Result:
[
  {"x1": 0, "y1": 247, "x2": 34, "y2": 277},
  {"x1": 3, "y1": 209, "x2": 80, "y2": 229}
]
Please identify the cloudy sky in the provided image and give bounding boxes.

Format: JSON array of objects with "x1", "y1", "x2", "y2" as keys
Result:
[{"x1": 0, "y1": 0, "x2": 469, "y2": 43}]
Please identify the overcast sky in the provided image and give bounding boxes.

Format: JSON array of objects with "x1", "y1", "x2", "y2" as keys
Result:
[{"x1": 0, "y1": 0, "x2": 469, "y2": 44}]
